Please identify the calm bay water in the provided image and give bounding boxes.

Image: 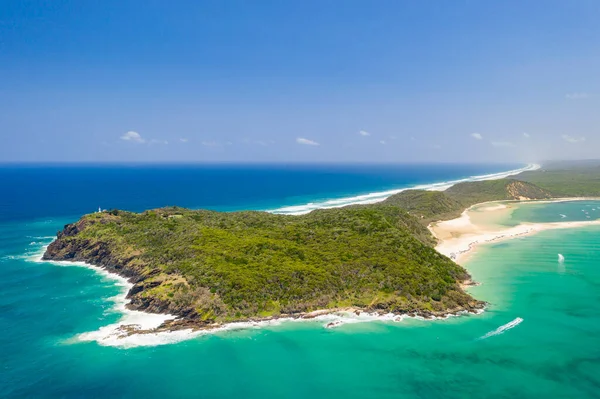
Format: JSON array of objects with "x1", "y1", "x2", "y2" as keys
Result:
[{"x1": 2, "y1": 164, "x2": 600, "y2": 399}]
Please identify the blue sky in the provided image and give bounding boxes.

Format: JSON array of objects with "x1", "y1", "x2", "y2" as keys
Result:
[{"x1": 1, "y1": 0, "x2": 598, "y2": 163}]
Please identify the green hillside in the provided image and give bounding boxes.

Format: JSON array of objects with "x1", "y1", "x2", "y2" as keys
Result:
[
  {"x1": 380, "y1": 190, "x2": 464, "y2": 223},
  {"x1": 44, "y1": 205, "x2": 479, "y2": 326},
  {"x1": 43, "y1": 165, "x2": 598, "y2": 329},
  {"x1": 516, "y1": 162, "x2": 600, "y2": 197},
  {"x1": 380, "y1": 178, "x2": 552, "y2": 224}
]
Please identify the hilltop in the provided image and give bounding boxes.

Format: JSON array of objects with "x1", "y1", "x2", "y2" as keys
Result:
[
  {"x1": 42, "y1": 168, "x2": 594, "y2": 330},
  {"x1": 44, "y1": 205, "x2": 480, "y2": 328},
  {"x1": 380, "y1": 178, "x2": 553, "y2": 224},
  {"x1": 516, "y1": 161, "x2": 600, "y2": 197}
]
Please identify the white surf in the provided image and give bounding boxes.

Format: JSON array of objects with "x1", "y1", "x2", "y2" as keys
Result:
[
  {"x1": 479, "y1": 317, "x2": 523, "y2": 340},
  {"x1": 270, "y1": 164, "x2": 540, "y2": 215}
]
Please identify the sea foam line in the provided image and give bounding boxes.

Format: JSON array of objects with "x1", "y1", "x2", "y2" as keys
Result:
[
  {"x1": 30, "y1": 240, "x2": 482, "y2": 348},
  {"x1": 269, "y1": 164, "x2": 540, "y2": 215},
  {"x1": 29, "y1": 243, "x2": 181, "y2": 348},
  {"x1": 26, "y1": 165, "x2": 539, "y2": 348}
]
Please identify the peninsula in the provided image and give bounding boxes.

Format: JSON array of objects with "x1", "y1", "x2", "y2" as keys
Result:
[{"x1": 43, "y1": 162, "x2": 600, "y2": 331}]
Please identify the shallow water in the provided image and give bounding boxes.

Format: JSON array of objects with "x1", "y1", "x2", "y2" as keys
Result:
[
  {"x1": 2, "y1": 166, "x2": 600, "y2": 398},
  {"x1": 4, "y1": 218, "x2": 600, "y2": 398}
]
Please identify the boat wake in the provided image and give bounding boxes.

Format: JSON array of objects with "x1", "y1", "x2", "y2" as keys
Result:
[
  {"x1": 479, "y1": 317, "x2": 523, "y2": 340},
  {"x1": 269, "y1": 164, "x2": 539, "y2": 215}
]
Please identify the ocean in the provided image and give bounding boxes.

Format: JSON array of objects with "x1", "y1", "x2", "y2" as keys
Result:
[{"x1": 3, "y1": 163, "x2": 600, "y2": 399}]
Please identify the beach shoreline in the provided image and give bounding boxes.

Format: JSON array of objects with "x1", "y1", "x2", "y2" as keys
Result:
[
  {"x1": 430, "y1": 198, "x2": 600, "y2": 265},
  {"x1": 33, "y1": 165, "x2": 544, "y2": 348},
  {"x1": 37, "y1": 196, "x2": 600, "y2": 348},
  {"x1": 270, "y1": 163, "x2": 540, "y2": 215}
]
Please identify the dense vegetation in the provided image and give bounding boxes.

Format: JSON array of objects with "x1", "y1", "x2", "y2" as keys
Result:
[
  {"x1": 445, "y1": 178, "x2": 553, "y2": 203},
  {"x1": 380, "y1": 179, "x2": 552, "y2": 224},
  {"x1": 516, "y1": 162, "x2": 600, "y2": 197},
  {"x1": 380, "y1": 190, "x2": 465, "y2": 224},
  {"x1": 44, "y1": 164, "x2": 599, "y2": 327},
  {"x1": 44, "y1": 205, "x2": 479, "y2": 324}
]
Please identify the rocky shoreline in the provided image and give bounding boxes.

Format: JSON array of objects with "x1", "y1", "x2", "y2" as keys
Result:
[
  {"x1": 43, "y1": 227, "x2": 484, "y2": 335},
  {"x1": 150, "y1": 302, "x2": 486, "y2": 334},
  {"x1": 43, "y1": 218, "x2": 485, "y2": 336}
]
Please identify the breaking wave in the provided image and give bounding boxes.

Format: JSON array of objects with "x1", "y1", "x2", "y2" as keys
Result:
[
  {"x1": 24, "y1": 218, "x2": 486, "y2": 348},
  {"x1": 269, "y1": 164, "x2": 539, "y2": 215}
]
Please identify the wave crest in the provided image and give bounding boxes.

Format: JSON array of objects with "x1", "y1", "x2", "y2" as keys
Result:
[{"x1": 270, "y1": 164, "x2": 540, "y2": 215}]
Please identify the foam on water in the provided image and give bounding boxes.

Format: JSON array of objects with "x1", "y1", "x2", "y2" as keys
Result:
[
  {"x1": 479, "y1": 317, "x2": 523, "y2": 340},
  {"x1": 14, "y1": 165, "x2": 538, "y2": 348},
  {"x1": 71, "y1": 305, "x2": 484, "y2": 348},
  {"x1": 270, "y1": 164, "x2": 540, "y2": 215},
  {"x1": 22, "y1": 163, "x2": 538, "y2": 348},
  {"x1": 27, "y1": 239, "x2": 485, "y2": 348}
]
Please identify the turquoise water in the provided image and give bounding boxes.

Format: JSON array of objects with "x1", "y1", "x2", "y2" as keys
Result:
[
  {"x1": 2, "y1": 173, "x2": 600, "y2": 397},
  {"x1": 3, "y1": 206, "x2": 600, "y2": 398},
  {"x1": 507, "y1": 200, "x2": 600, "y2": 224}
]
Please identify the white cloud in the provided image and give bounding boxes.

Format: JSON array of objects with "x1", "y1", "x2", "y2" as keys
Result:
[
  {"x1": 565, "y1": 92, "x2": 590, "y2": 100},
  {"x1": 562, "y1": 135, "x2": 586, "y2": 143},
  {"x1": 471, "y1": 133, "x2": 483, "y2": 140},
  {"x1": 296, "y1": 137, "x2": 320, "y2": 146},
  {"x1": 380, "y1": 140, "x2": 386, "y2": 145},
  {"x1": 389, "y1": 135, "x2": 397, "y2": 140},
  {"x1": 120, "y1": 131, "x2": 145, "y2": 143},
  {"x1": 179, "y1": 138, "x2": 189, "y2": 143},
  {"x1": 523, "y1": 132, "x2": 530, "y2": 138},
  {"x1": 149, "y1": 139, "x2": 168, "y2": 145},
  {"x1": 491, "y1": 141, "x2": 515, "y2": 147},
  {"x1": 359, "y1": 130, "x2": 370, "y2": 136}
]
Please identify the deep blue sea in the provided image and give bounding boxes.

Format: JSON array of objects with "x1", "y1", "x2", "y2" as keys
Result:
[
  {"x1": 7, "y1": 163, "x2": 600, "y2": 399},
  {"x1": 0, "y1": 163, "x2": 526, "y2": 222}
]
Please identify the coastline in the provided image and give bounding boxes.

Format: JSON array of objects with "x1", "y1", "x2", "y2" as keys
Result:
[
  {"x1": 36, "y1": 244, "x2": 483, "y2": 348},
  {"x1": 270, "y1": 163, "x2": 539, "y2": 215},
  {"x1": 430, "y1": 198, "x2": 600, "y2": 265},
  {"x1": 38, "y1": 195, "x2": 600, "y2": 348},
  {"x1": 32, "y1": 163, "x2": 545, "y2": 348}
]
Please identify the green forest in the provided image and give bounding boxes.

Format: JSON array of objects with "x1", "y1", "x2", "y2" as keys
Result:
[
  {"x1": 43, "y1": 165, "x2": 600, "y2": 326},
  {"x1": 45, "y1": 205, "x2": 478, "y2": 324}
]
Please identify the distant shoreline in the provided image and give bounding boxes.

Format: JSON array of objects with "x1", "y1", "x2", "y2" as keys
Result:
[
  {"x1": 38, "y1": 195, "x2": 599, "y2": 347},
  {"x1": 269, "y1": 163, "x2": 539, "y2": 215},
  {"x1": 34, "y1": 163, "x2": 550, "y2": 348}
]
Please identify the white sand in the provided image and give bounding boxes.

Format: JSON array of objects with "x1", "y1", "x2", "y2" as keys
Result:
[
  {"x1": 430, "y1": 200, "x2": 600, "y2": 265},
  {"x1": 34, "y1": 195, "x2": 600, "y2": 348}
]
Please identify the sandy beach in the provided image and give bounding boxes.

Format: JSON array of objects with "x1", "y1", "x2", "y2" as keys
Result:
[{"x1": 430, "y1": 199, "x2": 600, "y2": 265}]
